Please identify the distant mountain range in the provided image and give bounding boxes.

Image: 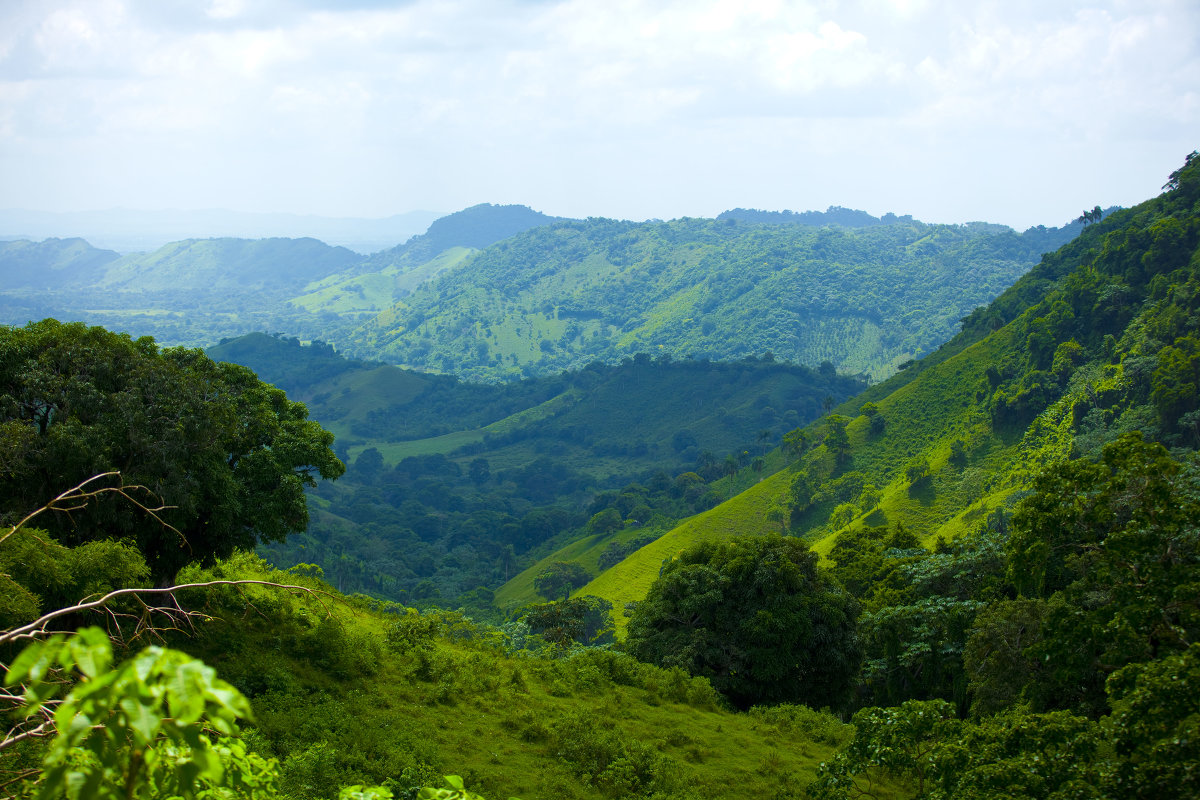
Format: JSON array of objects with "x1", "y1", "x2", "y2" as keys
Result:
[
  {"x1": 0, "y1": 202, "x2": 1084, "y2": 382},
  {"x1": 0, "y1": 207, "x2": 444, "y2": 254}
]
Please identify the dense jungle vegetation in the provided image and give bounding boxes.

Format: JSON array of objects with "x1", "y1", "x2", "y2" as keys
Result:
[
  {"x1": 0, "y1": 205, "x2": 1078, "y2": 385},
  {"x1": 205, "y1": 332, "x2": 864, "y2": 608},
  {"x1": 1, "y1": 153, "x2": 1198, "y2": 800},
  {"x1": 348, "y1": 214, "x2": 1080, "y2": 382}
]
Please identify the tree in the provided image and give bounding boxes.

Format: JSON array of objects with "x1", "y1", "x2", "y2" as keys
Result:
[
  {"x1": 824, "y1": 415, "x2": 851, "y2": 467},
  {"x1": 354, "y1": 447, "x2": 385, "y2": 482},
  {"x1": 532, "y1": 561, "x2": 591, "y2": 601},
  {"x1": 586, "y1": 507, "x2": 622, "y2": 535},
  {"x1": 723, "y1": 454, "x2": 740, "y2": 497},
  {"x1": 904, "y1": 456, "x2": 931, "y2": 487},
  {"x1": 810, "y1": 700, "x2": 959, "y2": 799},
  {"x1": 625, "y1": 534, "x2": 860, "y2": 709},
  {"x1": 1104, "y1": 643, "x2": 1200, "y2": 800},
  {"x1": 522, "y1": 595, "x2": 614, "y2": 647},
  {"x1": 782, "y1": 427, "x2": 809, "y2": 458},
  {"x1": 468, "y1": 458, "x2": 490, "y2": 486},
  {"x1": 0, "y1": 320, "x2": 345, "y2": 583},
  {"x1": 1004, "y1": 433, "x2": 1200, "y2": 715}
]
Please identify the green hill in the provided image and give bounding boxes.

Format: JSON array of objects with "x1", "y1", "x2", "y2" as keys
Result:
[
  {"x1": 0, "y1": 237, "x2": 121, "y2": 289},
  {"x1": 208, "y1": 332, "x2": 867, "y2": 605},
  {"x1": 521, "y1": 156, "x2": 1200, "y2": 632},
  {"x1": 348, "y1": 216, "x2": 1080, "y2": 381},
  {"x1": 96, "y1": 236, "x2": 363, "y2": 293}
]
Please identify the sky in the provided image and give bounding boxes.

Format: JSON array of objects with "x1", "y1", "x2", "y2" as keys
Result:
[{"x1": 1, "y1": 0, "x2": 1197, "y2": 230}]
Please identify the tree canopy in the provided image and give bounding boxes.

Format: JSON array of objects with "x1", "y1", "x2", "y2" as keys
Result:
[
  {"x1": 0, "y1": 319, "x2": 344, "y2": 582},
  {"x1": 625, "y1": 534, "x2": 860, "y2": 709},
  {"x1": 532, "y1": 561, "x2": 591, "y2": 601}
]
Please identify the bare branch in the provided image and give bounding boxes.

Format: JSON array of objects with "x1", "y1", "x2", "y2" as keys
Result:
[
  {"x1": 0, "y1": 471, "x2": 183, "y2": 550},
  {"x1": 0, "y1": 720, "x2": 53, "y2": 752},
  {"x1": 0, "y1": 579, "x2": 332, "y2": 648}
]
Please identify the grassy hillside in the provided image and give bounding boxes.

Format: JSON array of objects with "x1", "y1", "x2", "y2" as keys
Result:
[
  {"x1": 289, "y1": 246, "x2": 476, "y2": 315},
  {"x1": 525, "y1": 156, "x2": 1200, "y2": 630},
  {"x1": 503, "y1": 464, "x2": 797, "y2": 626},
  {"x1": 183, "y1": 554, "x2": 867, "y2": 800},
  {"x1": 349, "y1": 216, "x2": 1080, "y2": 381}
]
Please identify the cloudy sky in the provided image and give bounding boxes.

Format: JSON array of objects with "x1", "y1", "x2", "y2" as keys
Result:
[{"x1": 1, "y1": 0, "x2": 1197, "y2": 229}]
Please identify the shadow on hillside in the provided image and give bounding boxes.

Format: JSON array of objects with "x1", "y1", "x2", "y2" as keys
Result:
[
  {"x1": 907, "y1": 479, "x2": 937, "y2": 506},
  {"x1": 862, "y1": 508, "x2": 888, "y2": 527}
]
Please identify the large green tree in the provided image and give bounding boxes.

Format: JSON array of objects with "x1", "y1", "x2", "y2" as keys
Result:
[
  {"x1": 531, "y1": 561, "x2": 591, "y2": 601},
  {"x1": 0, "y1": 320, "x2": 344, "y2": 582},
  {"x1": 986, "y1": 433, "x2": 1200, "y2": 716},
  {"x1": 625, "y1": 534, "x2": 860, "y2": 709}
]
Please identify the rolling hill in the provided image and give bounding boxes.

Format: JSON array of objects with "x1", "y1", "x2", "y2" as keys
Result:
[
  {"x1": 347, "y1": 215, "x2": 1082, "y2": 382},
  {"x1": 0, "y1": 237, "x2": 121, "y2": 289},
  {"x1": 509, "y1": 154, "x2": 1200, "y2": 627}
]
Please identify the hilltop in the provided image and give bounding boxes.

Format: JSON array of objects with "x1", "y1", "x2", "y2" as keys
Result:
[{"x1": 347, "y1": 215, "x2": 1080, "y2": 381}]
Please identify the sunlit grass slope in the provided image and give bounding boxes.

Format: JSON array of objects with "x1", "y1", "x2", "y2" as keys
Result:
[
  {"x1": 175, "y1": 553, "x2": 908, "y2": 800},
  {"x1": 527, "y1": 244, "x2": 1096, "y2": 624},
  {"x1": 290, "y1": 247, "x2": 475, "y2": 314},
  {"x1": 581, "y1": 467, "x2": 795, "y2": 632}
]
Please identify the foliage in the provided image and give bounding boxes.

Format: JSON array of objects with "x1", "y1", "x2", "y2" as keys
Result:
[
  {"x1": 927, "y1": 710, "x2": 1100, "y2": 800},
  {"x1": 416, "y1": 774, "x2": 517, "y2": 800},
  {"x1": 809, "y1": 699, "x2": 958, "y2": 799},
  {"x1": 0, "y1": 320, "x2": 344, "y2": 582},
  {"x1": 351, "y1": 215, "x2": 1078, "y2": 383},
  {"x1": 625, "y1": 534, "x2": 860, "y2": 709},
  {"x1": 1004, "y1": 433, "x2": 1200, "y2": 715},
  {"x1": 548, "y1": 710, "x2": 675, "y2": 797},
  {"x1": 0, "y1": 526, "x2": 149, "y2": 629},
  {"x1": 532, "y1": 562, "x2": 591, "y2": 602},
  {"x1": 521, "y1": 596, "x2": 614, "y2": 647},
  {"x1": 1104, "y1": 643, "x2": 1200, "y2": 800},
  {"x1": 4, "y1": 626, "x2": 279, "y2": 800}
]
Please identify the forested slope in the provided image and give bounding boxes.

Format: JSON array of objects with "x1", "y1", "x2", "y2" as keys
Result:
[
  {"x1": 565, "y1": 154, "x2": 1199, "y2": 619},
  {"x1": 349, "y1": 216, "x2": 1080, "y2": 381},
  {"x1": 520, "y1": 152, "x2": 1200, "y2": 799},
  {"x1": 208, "y1": 332, "x2": 865, "y2": 607}
]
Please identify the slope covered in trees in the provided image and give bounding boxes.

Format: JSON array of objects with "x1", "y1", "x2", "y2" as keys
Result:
[
  {"x1": 520, "y1": 151, "x2": 1200, "y2": 799},
  {"x1": 348, "y1": 216, "x2": 1080, "y2": 381},
  {"x1": 205, "y1": 332, "x2": 865, "y2": 607},
  {"x1": 0, "y1": 205, "x2": 567, "y2": 350}
]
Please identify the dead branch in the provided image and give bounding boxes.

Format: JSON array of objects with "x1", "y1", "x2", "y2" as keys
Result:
[
  {"x1": 0, "y1": 579, "x2": 332, "y2": 648},
  {"x1": 0, "y1": 471, "x2": 183, "y2": 549}
]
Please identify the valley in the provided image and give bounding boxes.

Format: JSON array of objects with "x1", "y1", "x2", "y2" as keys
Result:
[{"x1": 2, "y1": 153, "x2": 1199, "y2": 800}]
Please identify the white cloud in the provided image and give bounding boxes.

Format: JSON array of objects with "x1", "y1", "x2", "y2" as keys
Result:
[{"x1": 0, "y1": 0, "x2": 1196, "y2": 229}]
